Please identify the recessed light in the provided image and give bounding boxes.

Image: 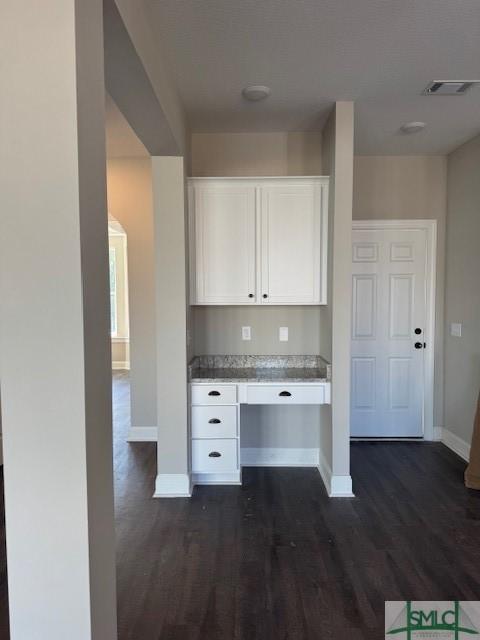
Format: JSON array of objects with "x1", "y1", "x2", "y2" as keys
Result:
[
  {"x1": 400, "y1": 121, "x2": 426, "y2": 134},
  {"x1": 242, "y1": 85, "x2": 271, "y2": 101}
]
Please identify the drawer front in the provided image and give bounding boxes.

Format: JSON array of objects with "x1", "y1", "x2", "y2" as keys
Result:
[
  {"x1": 192, "y1": 439, "x2": 238, "y2": 473},
  {"x1": 246, "y1": 384, "x2": 326, "y2": 405},
  {"x1": 192, "y1": 405, "x2": 238, "y2": 439},
  {"x1": 191, "y1": 384, "x2": 237, "y2": 405}
]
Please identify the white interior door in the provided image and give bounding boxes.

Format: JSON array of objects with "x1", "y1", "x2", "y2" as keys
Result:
[{"x1": 351, "y1": 226, "x2": 427, "y2": 437}]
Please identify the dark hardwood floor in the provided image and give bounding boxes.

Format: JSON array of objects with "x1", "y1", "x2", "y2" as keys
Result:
[{"x1": 0, "y1": 371, "x2": 479, "y2": 638}]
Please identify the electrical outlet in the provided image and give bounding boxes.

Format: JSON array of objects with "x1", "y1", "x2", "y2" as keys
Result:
[
  {"x1": 242, "y1": 326, "x2": 251, "y2": 341},
  {"x1": 451, "y1": 323, "x2": 462, "y2": 337},
  {"x1": 279, "y1": 327, "x2": 289, "y2": 342}
]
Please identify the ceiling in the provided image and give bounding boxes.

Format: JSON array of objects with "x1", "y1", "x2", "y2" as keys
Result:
[
  {"x1": 143, "y1": 0, "x2": 480, "y2": 154},
  {"x1": 105, "y1": 93, "x2": 148, "y2": 158}
]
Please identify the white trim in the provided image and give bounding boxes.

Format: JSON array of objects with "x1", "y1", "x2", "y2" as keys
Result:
[
  {"x1": 112, "y1": 361, "x2": 130, "y2": 370},
  {"x1": 192, "y1": 472, "x2": 242, "y2": 485},
  {"x1": 439, "y1": 427, "x2": 470, "y2": 462},
  {"x1": 241, "y1": 447, "x2": 320, "y2": 467},
  {"x1": 433, "y1": 426, "x2": 443, "y2": 441},
  {"x1": 112, "y1": 336, "x2": 129, "y2": 343},
  {"x1": 317, "y1": 450, "x2": 354, "y2": 497},
  {"x1": 352, "y1": 219, "x2": 437, "y2": 441},
  {"x1": 330, "y1": 475, "x2": 354, "y2": 497},
  {"x1": 153, "y1": 473, "x2": 192, "y2": 498},
  {"x1": 0, "y1": 435, "x2": 3, "y2": 466},
  {"x1": 127, "y1": 426, "x2": 157, "y2": 442}
]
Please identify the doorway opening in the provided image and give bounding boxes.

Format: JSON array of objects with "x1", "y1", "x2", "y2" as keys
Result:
[{"x1": 108, "y1": 215, "x2": 130, "y2": 371}]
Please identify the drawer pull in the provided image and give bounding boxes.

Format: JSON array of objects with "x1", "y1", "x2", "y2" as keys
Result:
[
  {"x1": 208, "y1": 390, "x2": 221, "y2": 396},
  {"x1": 208, "y1": 451, "x2": 222, "y2": 458},
  {"x1": 208, "y1": 418, "x2": 221, "y2": 424},
  {"x1": 279, "y1": 390, "x2": 292, "y2": 397}
]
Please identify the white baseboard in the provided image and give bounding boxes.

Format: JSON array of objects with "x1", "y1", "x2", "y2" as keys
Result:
[
  {"x1": 241, "y1": 447, "x2": 319, "y2": 467},
  {"x1": 153, "y1": 473, "x2": 191, "y2": 498},
  {"x1": 439, "y1": 427, "x2": 470, "y2": 462},
  {"x1": 192, "y1": 471, "x2": 242, "y2": 485},
  {"x1": 126, "y1": 426, "x2": 157, "y2": 442},
  {"x1": 112, "y1": 361, "x2": 130, "y2": 370},
  {"x1": 433, "y1": 426, "x2": 443, "y2": 441},
  {"x1": 317, "y1": 450, "x2": 354, "y2": 497}
]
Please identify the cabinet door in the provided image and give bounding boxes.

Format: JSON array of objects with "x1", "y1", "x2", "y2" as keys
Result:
[
  {"x1": 260, "y1": 182, "x2": 325, "y2": 304},
  {"x1": 191, "y1": 184, "x2": 257, "y2": 305}
]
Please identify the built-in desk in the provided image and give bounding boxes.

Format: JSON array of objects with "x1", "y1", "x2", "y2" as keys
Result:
[{"x1": 189, "y1": 356, "x2": 331, "y2": 486}]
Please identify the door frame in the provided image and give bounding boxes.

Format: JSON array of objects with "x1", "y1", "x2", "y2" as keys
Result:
[{"x1": 352, "y1": 219, "x2": 437, "y2": 441}]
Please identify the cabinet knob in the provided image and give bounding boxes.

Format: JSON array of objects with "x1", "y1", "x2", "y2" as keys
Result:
[
  {"x1": 248, "y1": 293, "x2": 254, "y2": 298},
  {"x1": 263, "y1": 293, "x2": 268, "y2": 299},
  {"x1": 279, "y1": 390, "x2": 292, "y2": 397},
  {"x1": 208, "y1": 451, "x2": 221, "y2": 458},
  {"x1": 208, "y1": 390, "x2": 221, "y2": 396},
  {"x1": 208, "y1": 418, "x2": 221, "y2": 424}
]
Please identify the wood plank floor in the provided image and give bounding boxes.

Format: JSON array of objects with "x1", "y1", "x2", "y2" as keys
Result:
[{"x1": 0, "y1": 371, "x2": 479, "y2": 638}]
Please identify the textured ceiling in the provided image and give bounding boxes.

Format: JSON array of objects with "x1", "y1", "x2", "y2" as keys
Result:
[{"x1": 144, "y1": 0, "x2": 480, "y2": 154}]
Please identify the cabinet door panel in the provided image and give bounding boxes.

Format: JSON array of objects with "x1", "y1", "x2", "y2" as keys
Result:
[
  {"x1": 193, "y1": 185, "x2": 256, "y2": 304},
  {"x1": 261, "y1": 183, "x2": 322, "y2": 304}
]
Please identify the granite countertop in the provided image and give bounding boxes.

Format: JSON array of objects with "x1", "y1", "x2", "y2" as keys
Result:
[{"x1": 189, "y1": 355, "x2": 331, "y2": 383}]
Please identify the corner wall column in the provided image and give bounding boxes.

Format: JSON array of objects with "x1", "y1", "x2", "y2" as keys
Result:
[
  {"x1": 151, "y1": 157, "x2": 190, "y2": 496},
  {"x1": 0, "y1": 0, "x2": 117, "y2": 637}
]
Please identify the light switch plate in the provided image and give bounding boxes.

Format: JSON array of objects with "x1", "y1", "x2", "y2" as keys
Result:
[
  {"x1": 242, "y1": 326, "x2": 251, "y2": 341},
  {"x1": 279, "y1": 327, "x2": 289, "y2": 342},
  {"x1": 450, "y1": 322, "x2": 462, "y2": 337}
]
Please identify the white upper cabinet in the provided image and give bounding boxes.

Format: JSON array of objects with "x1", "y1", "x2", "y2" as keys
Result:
[{"x1": 189, "y1": 177, "x2": 328, "y2": 306}]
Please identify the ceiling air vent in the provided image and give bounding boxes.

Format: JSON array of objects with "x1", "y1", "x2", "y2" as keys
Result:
[{"x1": 424, "y1": 81, "x2": 479, "y2": 95}]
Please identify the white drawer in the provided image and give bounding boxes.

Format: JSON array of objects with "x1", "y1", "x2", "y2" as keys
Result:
[
  {"x1": 246, "y1": 384, "x2": 326, "y2": 405},
  {"x1": 191, "y1": 439, "x2": 238, "y2": 473},
  {"x1": 191, "y1": 405, "x2": 238, "y2": 439},
  {"x1": 191, "y1": 384, "x2": 237, "y2": 405}
]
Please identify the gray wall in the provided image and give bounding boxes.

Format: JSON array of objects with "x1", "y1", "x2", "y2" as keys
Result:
[
  {"x1": 444, "y1": 135, "x2": 480, "y2": 443},
  {"x1": 0, "y1": 0, "x2": 116, "y2": 635},
  {"x1": 107, "y1": 157, "x2": 157, "y2": 428},
  {"x1": 353, "y1": 155, "x2": 447, "y2": 429}
]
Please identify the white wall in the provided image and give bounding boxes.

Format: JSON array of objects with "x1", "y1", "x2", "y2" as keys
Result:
[
  {"x1": 353, "y1": 155, "x2": 447, "y2": 429},
  {"x1": 107, "y1": 157, "x2": 156, "y2": 427},
  {"x1": 444, "y1": 135, "x2": 480, "y2": 444}
]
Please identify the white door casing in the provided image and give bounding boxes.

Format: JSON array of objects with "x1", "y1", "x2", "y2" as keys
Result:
[{"x1": 351, "y1": 221, "x2": 436, "y2": 438}]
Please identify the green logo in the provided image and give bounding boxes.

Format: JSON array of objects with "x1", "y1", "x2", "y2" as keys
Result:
[{"x1": 386, "y1": 601, "x2": 479, "y2": 639}]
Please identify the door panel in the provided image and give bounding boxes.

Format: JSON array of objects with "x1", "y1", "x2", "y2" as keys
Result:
[
  {"x1": 351, "y1": 227, "x2": 426, "y2": 437},
  {"x1": 193, "y1": 185, "x2": 257, "y2": 304}
]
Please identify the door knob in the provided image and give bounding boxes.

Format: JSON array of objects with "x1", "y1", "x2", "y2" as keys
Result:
[{"x1": 414, "y1": 342, "x2": 423, "y2": 349}]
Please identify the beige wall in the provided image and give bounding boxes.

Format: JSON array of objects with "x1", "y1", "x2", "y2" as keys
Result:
[
  {"x1": 353, "y1": 156, "x2": 447, "y2": 428},
  {"x1": 106, "y1": 157, "x2": 156, "y2": 427},
  {"x1": 191, "y1": 132, "x2": 322, "y2": 177},
  {"x1": 445, "y1": 135, "x2": 480, "y2": 444}
]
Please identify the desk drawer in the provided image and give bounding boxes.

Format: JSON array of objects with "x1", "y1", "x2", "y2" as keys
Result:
[
  {"x1": 191, "y1": 384, "x2": 237, "y2": 405},
  {"x1": 191, "y1": 405, "x2": 238, "y2": 439},
  {"x1": 246, "y1": 384, "x2": 326, "y2": 405},
  {"x1": 192, "y1": 439, "x2": 238, "y2": 473}
]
